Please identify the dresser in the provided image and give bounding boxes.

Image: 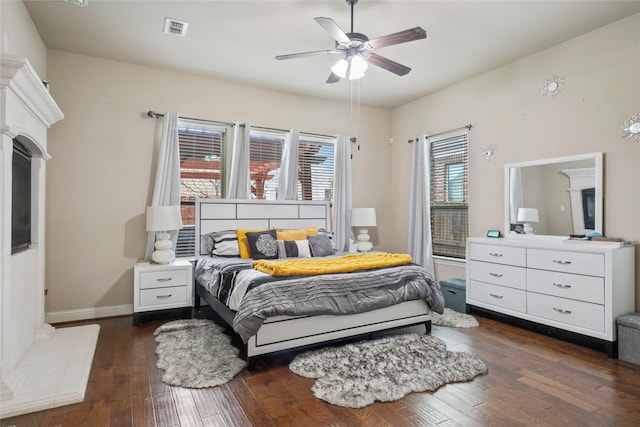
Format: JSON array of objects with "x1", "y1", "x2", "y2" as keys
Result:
[
  {"x1": 466, "y1": 237, "x2": 635, "y2": 357},
  {"x1": 133, "y1": 260, "x2": 194, "y2": 325}
]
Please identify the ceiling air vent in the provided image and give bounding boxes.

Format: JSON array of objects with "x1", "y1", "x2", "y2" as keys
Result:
[{"x1": 163, "y1": 18, "x2": 189, "y2": 37}]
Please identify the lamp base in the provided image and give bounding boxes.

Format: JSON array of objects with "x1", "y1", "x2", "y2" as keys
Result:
[
  {"x1": 523, "y1": 223, "x2": 535, "y2": 234},
  {"x1": 356, "y1": 228, "x2": 373, "y2": 252},
  {"x1": 152, "y1": 231, "x2": 175, "y2": 264}
]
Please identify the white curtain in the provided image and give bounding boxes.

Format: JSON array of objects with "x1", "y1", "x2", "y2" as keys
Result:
[
  {"x1": 277, "y1": 129, "x2": 299, "y2": 200},
  {"x1": 227, "y1": 122, "x2": 251, "y2": 199},
  {"x1": 144, "y1": 112, "x2": 181, "y2": 260},
  {"x1": 333, "y1": 135, "x2": 352, "y2": 252},
  {"x1": 408, "y1": 134, "x2": 434, "y2": 273}
]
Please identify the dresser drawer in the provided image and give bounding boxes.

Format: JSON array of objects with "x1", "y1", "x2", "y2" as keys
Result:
[
  {"x1": 469, "y1": 260, "x2": 526, "y2": 290},
  {"x1": 139, "y1": 268, "x2": 188, "y2": 289},
  {"x1": 468, "y1": 280, "x2": 526, "y2": 313},
  {"x1": 468, "y1": 244, "x2": 526, "y2": 267},
  {"x1": 527, "y1": 269, "x2": 604, "y2": 304},
  {"x1": 527, "y1": 292, "x2": 604, "y2": 332},
  {"x1": 140, "y1": 285, "x2": 188, "y2": 308},
  {"x1": 527, "y1": 249, "x2": 604, "y2": 277}
]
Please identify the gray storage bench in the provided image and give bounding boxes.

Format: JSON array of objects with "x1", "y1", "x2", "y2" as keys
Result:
[
  {"x1": 439, "y1": 278, "x2": 466, "y2": 313},
  {"x1": 617, "y1": 313, "x2": 640, "y2": 365}
]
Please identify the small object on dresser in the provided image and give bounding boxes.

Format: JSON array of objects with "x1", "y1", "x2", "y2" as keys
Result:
[
  {"x1": 439, "y1": 278, "x2": 467, "y2": 313},
  {"x1": 617, "y1": 313, "x2": 640, "y2": 365}
]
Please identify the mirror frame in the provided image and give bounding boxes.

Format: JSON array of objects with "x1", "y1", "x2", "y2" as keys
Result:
[{"x1": 503, "y1": 152, "x2": 603, "y2": 240}]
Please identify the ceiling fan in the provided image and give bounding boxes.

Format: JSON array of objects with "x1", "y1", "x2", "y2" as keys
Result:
[{"x1": 275, "y1": 0, "x2": 427, "y2": 83}]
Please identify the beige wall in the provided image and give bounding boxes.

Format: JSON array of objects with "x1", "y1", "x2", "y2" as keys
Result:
[
  {"x1": 0, "y1": 0, "x2": 47, "y2": 78},
  {"x1": 391, "y1": 13, "x2": 640, "y2": 307},
  {"x1": 44, "y1": 50, "x2": 392, "y2": 314}
]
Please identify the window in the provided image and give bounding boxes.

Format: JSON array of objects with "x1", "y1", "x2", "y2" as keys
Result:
[
  {"x1": 297, "y1": 136, "x2": 334, "y2": 201},
  {"x1": 430, "y1": 133, "x2": 468, "y2": 258},
  {"x1": 176, "y1": 120, "x2": 227, "y2": 257},
  {"x1": 249, "y1": 130, "x2": 284, "y2": 200}
]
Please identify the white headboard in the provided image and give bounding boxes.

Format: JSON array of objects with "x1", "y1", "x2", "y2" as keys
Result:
[{"x1": 195, "y1": 199, "x2": 331, "y2": 256}]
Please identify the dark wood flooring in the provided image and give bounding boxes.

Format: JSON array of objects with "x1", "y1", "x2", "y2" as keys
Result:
[{"x1": 3, "y1": 307, "x2": 640, "y2": 427}]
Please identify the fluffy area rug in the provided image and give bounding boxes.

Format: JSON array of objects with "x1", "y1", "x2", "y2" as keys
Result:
[
  {"x1": 154, "y1": 319, "x2": 246, "y2": 388},
  {"x1": 431, "y1": 308, "x2": 479, "y2": 328},
  {"x1": 289, "y1": 333, "x2": 487, "y2": 408}
]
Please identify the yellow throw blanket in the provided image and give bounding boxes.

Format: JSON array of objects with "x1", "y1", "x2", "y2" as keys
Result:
[{"x1": 252, "y1": 253, "x2": 413, "y2": 277}]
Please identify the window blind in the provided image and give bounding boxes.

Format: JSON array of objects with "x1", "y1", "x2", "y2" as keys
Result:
[
  {"x1": 430, "y1": 133, "x2": 468, "y2": 258},
  {"x1": 249, "y1": 130, "x2": 284, "y2": 200},
  {"x1": 298, "y1": 136, "x2": 335, "y2": 201}
]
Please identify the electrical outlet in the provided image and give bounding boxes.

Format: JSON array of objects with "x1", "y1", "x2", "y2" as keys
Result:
[{"x1": 44, "y1": 289, "x2": 48, "y2": 296}]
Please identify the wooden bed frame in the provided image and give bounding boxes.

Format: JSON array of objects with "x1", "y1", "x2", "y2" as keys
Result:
[{"x1": 194, "y1": 199, "x2": 432, "y2": 366}]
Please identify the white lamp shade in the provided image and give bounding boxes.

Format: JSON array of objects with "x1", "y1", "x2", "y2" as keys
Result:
[
  {"x1": 516, "y1": 208, "x2": 539, "y2": 223},
  {"x1": 351, "y1": 208, "x2": 377, "y2": 227},
  {"x1": 146, "y1": 206, "x2": 183, "y2": 231}
]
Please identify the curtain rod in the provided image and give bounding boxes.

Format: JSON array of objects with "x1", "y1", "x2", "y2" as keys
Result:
[
  {"x1": 408, "y1": 124, "x2": 472, "y2": 143},
  {"x1": 146, "y1": 110, "x2": 335, "y2": 139}
]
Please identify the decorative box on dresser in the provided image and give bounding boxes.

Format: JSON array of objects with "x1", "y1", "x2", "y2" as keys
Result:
[
  {"x1": 466, "y1": 237, "x2": 635, "y2": 357},
  {"x1": 133, "y1": 260, "x2": 194, "y2": 325}
]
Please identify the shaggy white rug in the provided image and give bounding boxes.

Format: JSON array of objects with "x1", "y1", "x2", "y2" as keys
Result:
[
  {"x1": 289, "y1": 333, "x2": 487, "y2": 408},
  {"x1": 154, "y1": 319, "x2": 246, "y2": 388},
  {"x1": 431, "y1": 308, "x2": 479, "y2": 328}
]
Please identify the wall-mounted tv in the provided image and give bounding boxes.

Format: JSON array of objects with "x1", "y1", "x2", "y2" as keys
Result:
[{"x1": 12, "y1": 141, "x2": 31, "y2": 254}]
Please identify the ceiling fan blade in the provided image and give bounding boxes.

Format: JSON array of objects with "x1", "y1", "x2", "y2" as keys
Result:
[
  {"x1": 314, "y1": 17, "x2": 351, "y2": 44},
  {"x1": 326, "y1": 72, "x2": 341, "y2": 84},
  {"x1": 275, "y1": 49, "x2": 342, "y2": 60},
  {"x1": 368, "y1": 27, "x2": 426, "y2": 49},
  {"x1": 365, "y1": 53, "x2": 412, "y2": 76}
]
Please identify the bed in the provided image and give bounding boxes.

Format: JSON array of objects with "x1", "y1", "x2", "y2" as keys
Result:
[{"x1": 193, "y1": 199, "x2": 444, "y2": 367}]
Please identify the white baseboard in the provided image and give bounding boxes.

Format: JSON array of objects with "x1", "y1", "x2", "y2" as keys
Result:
[{"x1": 45, "y1": 304, "x2": 133, "y2": 324}]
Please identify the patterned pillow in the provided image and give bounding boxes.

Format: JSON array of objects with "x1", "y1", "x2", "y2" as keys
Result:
[
  {"x1": 211, "y1": 230, "x2": 240, "y2": 258},
  {"x1": 308, "y1": 234, "x2": 335, "y2": 257},
  {"x1": 237, "y1": 228, "x2": 267, "y2": 258},
  {"x1": 277, "y1": 240, "x2": 312, "y2": 258},
  {"x1": 245, "y1": 230, "x2": 279, "y2": 260},
  {"x1": 276, "y1": 229, "x2": 308, "y2": 241}
]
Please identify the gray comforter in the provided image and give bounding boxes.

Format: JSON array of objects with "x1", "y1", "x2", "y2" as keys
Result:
[{"x1": 195, "y1": 256, "x2": 444, "y2": 342}]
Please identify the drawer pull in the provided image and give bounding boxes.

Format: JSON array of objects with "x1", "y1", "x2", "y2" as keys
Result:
[
  {"x1": 553, "y1": 307, "x2": 572, "y2": 314},
  {"x1": 489, "y1": 293, "x2": 504, "y2": 299},
  {"x1": 156, "y1": 277, "x2": 173, "y2": 283},
  {"x1": 552, "y1": 260, "x2": 572, "y2": 265},
  {"x1": 489, "y1": 272, "x2": 503, "y2": 278},
  {"x1": 156, "y1": 294, "x2": 172, "y2": 300},
  {"x1": 552, "y1": 282, "x2": 572, "y2": 289},
  {"x1": 489, "y1": 252, "x2": 503, "y2": 257}
]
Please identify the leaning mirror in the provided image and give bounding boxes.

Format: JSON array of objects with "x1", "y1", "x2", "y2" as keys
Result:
[{"x1": 504, "y1": 152, "x2": 603, "y2": 239}]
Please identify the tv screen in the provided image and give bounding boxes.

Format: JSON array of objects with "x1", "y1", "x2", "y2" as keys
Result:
[{"x1": 12, "y1": 141, "x2": 31, "y2": 254}]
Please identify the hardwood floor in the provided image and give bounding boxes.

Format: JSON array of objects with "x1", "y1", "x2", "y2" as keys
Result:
[{"x1": 3, "y1": 308, "x2": 640, "y2": 427}]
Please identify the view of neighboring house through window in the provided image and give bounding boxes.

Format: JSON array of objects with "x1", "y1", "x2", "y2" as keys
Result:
[
  {"x1": 175, "y1": 120, "x2": 335, "y2": 257},
  {"x1": 430, "y1": 133, "x2": 468, "y2": 258}
]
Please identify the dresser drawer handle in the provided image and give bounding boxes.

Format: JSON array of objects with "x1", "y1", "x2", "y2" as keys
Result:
[
  {"x1": 156, "y1": 277, "x2": 173, "y2": 283},
  {"x1": 489, "y1": 272, "x2": 503, "y2": 278},
  {"x1": 552, "y1": 282, "x2": 571, "y2": 289},
  {"x1": 489, "y1": 252, "x2": 503, "y2": 257},
  {"x1": 489, "y1": 293, "x2": 503, "y2": 299},
  {"x1": 553, "y1": 307, "x2": 572, "y2": 314},
  {"x1": 156, "y1": 294, "x2": 172, "y2": 300},
  {"x1": 552, "y1": 260, "x2": 572, "y2": 265}
]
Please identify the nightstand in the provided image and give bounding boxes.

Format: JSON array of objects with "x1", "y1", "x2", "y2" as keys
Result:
[{"x1": 133, "y1": 259, "x2": 193, "y2": 325}]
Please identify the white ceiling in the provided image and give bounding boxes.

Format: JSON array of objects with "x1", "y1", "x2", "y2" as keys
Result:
[{"x1": 24, "y1": 0, "x2": 640, "y2": 108}]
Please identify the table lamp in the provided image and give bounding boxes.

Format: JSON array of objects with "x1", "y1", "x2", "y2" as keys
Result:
[
  {"x1": 351, "y1": 208, "x2": 377, "y2": 252},
  {"x1": 146, "y1": 205, "x2": 183, "y2": 264},
  {"x1": 517, "y1": 208, "x2": 539, "y2": 235}
]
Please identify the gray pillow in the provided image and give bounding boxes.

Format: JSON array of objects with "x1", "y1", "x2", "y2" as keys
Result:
[
  {"x1": 308, "y1": 234, "x2": 335, "y2": 257},
  {"x1": 201, "y1": 230, "x2": 240, "y2": 257},
  {"x1": 246, "y1": 230, "x2": 278, "y2": 260}
]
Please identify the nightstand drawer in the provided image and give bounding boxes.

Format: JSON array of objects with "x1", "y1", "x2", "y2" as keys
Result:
[
  {"x1": 140, "y1": 286, "x2": 188, "y2": 307},
  {"x1": 469, "y1": 260, "x2": 526, "y2": 290},
  {"x1": 139, "y1": 268, "x2": 188, "y2": 289}
]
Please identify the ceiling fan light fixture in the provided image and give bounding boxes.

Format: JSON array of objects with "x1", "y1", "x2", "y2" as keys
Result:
[
  {"x1": 331, "y1": 58, "x2": 349, "y2": 79},
  {"x1": 349, "y1": 55, "x2": 367, "y2": 80}
]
